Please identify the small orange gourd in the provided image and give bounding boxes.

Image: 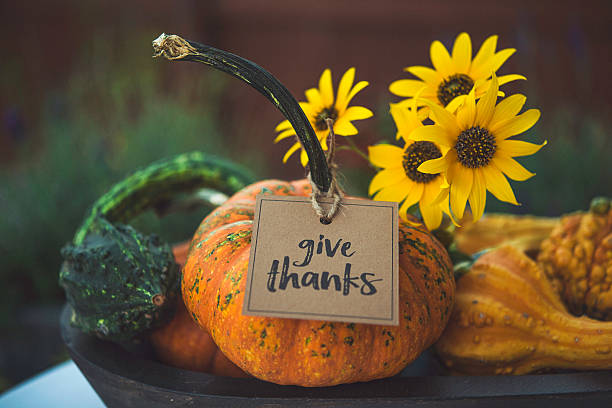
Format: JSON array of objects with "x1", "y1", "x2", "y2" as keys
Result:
[{"x1": 150, "y1": 242, "x2": 247, "y2": 377}]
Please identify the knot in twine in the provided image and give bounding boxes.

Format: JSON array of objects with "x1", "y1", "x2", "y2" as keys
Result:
[{"x1": 307, "y1": 118, "x2": 344, "y2": 224}]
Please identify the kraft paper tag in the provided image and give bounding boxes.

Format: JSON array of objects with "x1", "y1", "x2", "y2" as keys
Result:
[{"x1": 243, "y1": 194, "x2": 399, "y2": 325}]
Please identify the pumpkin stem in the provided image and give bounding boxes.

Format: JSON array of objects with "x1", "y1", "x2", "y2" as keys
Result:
[
  {"x1": 590, "y1": 196, "x2": 610, "y2": 215},
  {"x1": 152, "y1": 294, "x2": 166, "y2": 307},
  {"x1": 73, "y1": 151, "x2": 255, "y2": 245},
  {"x1": 152, "y1": 33, "x2": 332, "y2": 194}
]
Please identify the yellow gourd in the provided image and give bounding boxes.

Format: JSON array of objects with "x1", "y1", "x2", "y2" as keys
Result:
[
  {"x1": 435, "y1": 246, "x2": 612, "y2": 375},
  {"x1": 454, "y1": 214, "x2": 558, "y2": 256},
  {"x1": 538, "y1": 197, "x2": 612, "y2": 320}
]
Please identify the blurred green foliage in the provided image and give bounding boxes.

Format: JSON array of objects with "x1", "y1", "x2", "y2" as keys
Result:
[
  {"x1": 0, "y1": 39, "x2": 266, "y2": 327},
  {"x1": 484, "y1": 107, "x2": 611, "y2": 215}
]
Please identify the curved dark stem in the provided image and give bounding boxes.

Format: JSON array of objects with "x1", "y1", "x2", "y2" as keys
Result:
[{"x1": 152, "y1": 33, "x2": 331, "y2": 193}]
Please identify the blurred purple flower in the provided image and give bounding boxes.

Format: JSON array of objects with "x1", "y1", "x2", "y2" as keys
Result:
[{"x1": 3, "y1": 107, "x2": 25, "y2": 143}]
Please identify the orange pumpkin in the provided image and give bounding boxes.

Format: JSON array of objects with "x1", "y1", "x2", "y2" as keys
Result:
[
  {"x1": 150, "y1": 242, "x2": 247, "y2": 377},
  {"x1": 182, "y1": 179, "x2": 455, "y2": 386}
]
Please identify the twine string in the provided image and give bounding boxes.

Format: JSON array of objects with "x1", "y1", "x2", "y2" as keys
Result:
[{"x1": 307, "y1": 118, "x2": 344, "y2": 224}]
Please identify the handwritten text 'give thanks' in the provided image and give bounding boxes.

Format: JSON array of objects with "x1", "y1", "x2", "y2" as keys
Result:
[{"x1": 266, "y1": 234, "x2": 383, "y2": 296}]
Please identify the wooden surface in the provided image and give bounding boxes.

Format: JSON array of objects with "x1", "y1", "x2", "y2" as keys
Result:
[{"x1": 61, "y1": 305, "x2": 612, "y2": 407}]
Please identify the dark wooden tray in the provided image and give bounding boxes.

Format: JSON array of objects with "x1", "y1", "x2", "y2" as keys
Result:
[{"x1": 60, "y1": 305, "x2": 612, "y2": 407}]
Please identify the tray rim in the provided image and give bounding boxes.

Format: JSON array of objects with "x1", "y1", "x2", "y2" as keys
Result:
[{"x1": 60, "y1": 304, "x2": 612, "y2": 402}]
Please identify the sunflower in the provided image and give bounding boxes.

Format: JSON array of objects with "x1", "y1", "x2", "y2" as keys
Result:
[
  {"x1": 368, "y1": 103, "x2": 450, "y2": 230},
  {"x1": 275, "y1": 68, "x2": 373, "y2": 166},
  {"x1": 389, "y1": 33, "x2": 525, "y2": 112},
  {"x1": 413, "y1": 75, "x2": 546, "y2": 223}
]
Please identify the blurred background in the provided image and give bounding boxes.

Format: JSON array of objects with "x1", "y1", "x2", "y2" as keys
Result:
[{"x1": 0, "y1": 0, "x2": 610, "y2": 391}]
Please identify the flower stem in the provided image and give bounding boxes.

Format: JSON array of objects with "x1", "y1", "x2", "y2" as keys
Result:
[{"x1": 342, "y1": 137, "x2": 370, "y2": 163}]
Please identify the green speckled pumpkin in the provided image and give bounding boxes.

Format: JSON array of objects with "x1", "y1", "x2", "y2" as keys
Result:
[{"x1": 183, "y1": 179, "x2": 455, "y2": 386}]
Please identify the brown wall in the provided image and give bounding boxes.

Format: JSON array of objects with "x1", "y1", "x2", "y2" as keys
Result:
[{"x1": 2, "y1": 0, "x2": 610, "y2": 179}]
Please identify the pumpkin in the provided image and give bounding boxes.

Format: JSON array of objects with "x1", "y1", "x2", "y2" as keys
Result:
[
  {"x1": 154, "y1": 34, "x2": 454, "y2": 386},
  {"x1": 59, "y1": 152, "x2": 255, "y2": 342},
  {"x1": 538, "y1": 197, "x2": 612, "y2": 320},
  {"x1": 150, "y1": 242, "x2": 247, "y2": 377},
  {"x1": 182, "y1": 178, "x2": 455, "y2": 386},
  {"x1": 435, "y1": 245, "x2": 612, "y2": 375}
]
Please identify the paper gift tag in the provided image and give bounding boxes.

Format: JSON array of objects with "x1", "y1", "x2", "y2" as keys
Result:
[{"x1": 243, "y1": 194, "x2": 399, "y2": 325}]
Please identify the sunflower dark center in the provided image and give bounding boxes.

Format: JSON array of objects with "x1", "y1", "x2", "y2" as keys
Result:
[
  {"x1": 314, "y1": 107, "x2": 338, "y2": 131},
  {"x1": 455, "y1": 126, "x2": 496, "y2": 168},
  {"x1": 437, "y1": 74, "x2": 474, "y2": 106},
  {"x1": 402, "y1": 141, "x2": 442, "y2": 184}
]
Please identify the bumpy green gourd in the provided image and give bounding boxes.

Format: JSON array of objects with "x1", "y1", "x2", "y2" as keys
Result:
[
  {"x1": 61, "y1": 218, "x2": 179, "y2": 342},
  {"x1": 59, "y1": 151, "x2": 255, "y2": 342}
]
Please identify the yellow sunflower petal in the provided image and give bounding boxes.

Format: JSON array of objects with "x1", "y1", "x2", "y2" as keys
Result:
[
  {"x1": 319, "y1": 69, "x2": 334, "y2": 108},
  {"x1": 409, "y1": 125, "x2": 454, "y2": 147},
  {"x1": 497, "y1": 74, "x2": 526, "y2": 86},
  {"x1": 334, "y1": 67, "x2": 355, "y2": 114},
  {"x1": 421, "y1": 177, "x2": 444, "y2": 204},
  {"x1": 431, "y1": 173, "x2": 450, "y2": 197},
  {"x1": 438, "y1": 191, "x2": 460, "y2": 227},
  {"x1": 389, "y1": 79, "x2": 427, "y2": 97},
  {"x1": 420, "y1": 200, "x2": 443, "y2": 230},
  {"x1": 405, "y1": 66, "x2": 442, "y2": 86},
  {"x1": 472, "y1": 78, "x2": 491, "y2": 96},
  {"x1": 333, "y1": 118, "x2": 358, "y2": 136},
  {"x1": 305, "y1": 88, "x2": 323, "y2": 109},
  {"x1": 368, "y1": 144, "x2": 405, "y2": 168},
  {"x1": 274, "y1": 128, "x2": 296, "y2": 143},
  {"x1": 471, "y1": 48, "x2": 515, "y2": 80},
  {"x1": 482, "y1": 165, "x2": 519, "y2": 205},
  {"x1": 475, "y1": 74, "x2": 498, "y2": 127},
  {"x1": 283, "y1": 142, "x2": 302, "y2": 163},
  {"x1": 426, "y1": 101, "x2": 462, "y2": 136},
  {"x1": 492, "y1": 109, "x2": 541, "y2": 140},
  {"x1": 390, "y1": 104, "x2": 419, "y2": 138},
  {"x1": 445, "y1": 94, "x2": 467, "y2": 113},
  {"x1": 369, "y1": 167, "x2": 407, "y2": 196},
  {"x1": 430, "y1": 40, "x2": 454, "y2": 77},
  {"x1": 300, "y1": 149, "x2": 309, "y2": 167},
  {"x1": 489, "y1": 94, "x2": 526, "y2": 128},
  {"x1": 318, "y1": 132, "x2": 329, "y2": 151},
  {"x1": 498, "y1": 139, "x2": 547, "y2": 157},
  {"x1": 452, "y1": 32, "x2": 472, "y2": 74},
  {"x1": 401, "y1": 182, "x2": 424, "y2": 209},
  {"x1": 374, "y1": 178, "x2": 412, "y2": 202},
  {"x1": 417, "y1": 154, "x2": 450, "y2": 175},
  {"x1": 492, "y1": 155, "x2": 535, "y2": 181},
  {"x1": 343, "y1": 106, "x2": 374, "y2": 121},
  {"x1": 457, "y1": 89, "x2": 476, "y2": 129},
  {"x1": 470, "y1": 35, "x2": 498, "y2": 78},
  {"x1": 343, "y1": 80, "x2": 369, "y2": 110},
  {"x1": 468, "y1": 169, "x2": 487, "y2": 222},
  {"x1": 275, "y1": 119, "x2": 292, "y2": 132},
  {"x1": 449, "y1": 163, "x2": 473, "y2": 220},
  {"x1": 490, "y1": 48, "x2": 516, "y2": 73}
]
